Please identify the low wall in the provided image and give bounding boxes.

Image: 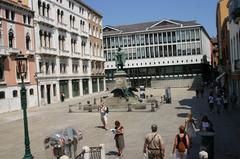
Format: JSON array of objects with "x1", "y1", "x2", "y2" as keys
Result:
[{"x1": 151, "y1": 77, "x2": 203, "y2": 88}]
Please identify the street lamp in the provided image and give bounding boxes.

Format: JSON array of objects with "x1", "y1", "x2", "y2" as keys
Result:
[{"x1": 15, "y1": 54, "x2": 34, "y2": 159}]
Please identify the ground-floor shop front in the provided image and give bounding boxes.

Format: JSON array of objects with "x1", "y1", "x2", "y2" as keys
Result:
[{"x1": 38, "y1": 77, "x2": 106, "y2": 106}]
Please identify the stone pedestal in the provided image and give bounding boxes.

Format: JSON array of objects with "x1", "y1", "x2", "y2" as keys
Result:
[{"x1": 114, "y1": 70, "x2": 128, "y2": 89}]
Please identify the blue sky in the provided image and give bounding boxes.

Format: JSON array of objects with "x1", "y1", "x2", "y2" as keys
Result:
[{"x1": 83, "y1": 0, "x2": 219, "y2": 37}]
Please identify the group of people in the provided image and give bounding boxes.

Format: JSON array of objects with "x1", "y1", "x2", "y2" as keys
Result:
[
  {"x1": 142, "y1": 112, "x2": 213, "y2": 159},
  {"x1": 98, "y1": 103, "x2": 125, "y2": 157}
]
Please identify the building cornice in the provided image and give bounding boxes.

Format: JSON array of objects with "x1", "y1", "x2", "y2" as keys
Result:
[{"x1": 103, "y1": 25, "x2": 203, "y2": 37}]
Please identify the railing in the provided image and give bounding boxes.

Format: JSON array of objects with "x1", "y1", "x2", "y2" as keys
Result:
[
  {"x1": 75, "y1": 144, "x2": 105, "y2": 159},
  {"x1": 89, "y1": 147, "x2": 102, "y2": 159},
  {"x1": 75, "y1": 150, "x2": 85, "y2": 159}
]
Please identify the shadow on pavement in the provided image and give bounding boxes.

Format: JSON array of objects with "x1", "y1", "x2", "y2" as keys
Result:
[
  {"x1": 177, "y1": 112, "x2": 188, "y2": 118},
  {"x1": 175, "y1": 106, "x2": 191, "y2": 110},
  {"x1": 106, "y1": 151, "x2": 119, "y2": 156}
]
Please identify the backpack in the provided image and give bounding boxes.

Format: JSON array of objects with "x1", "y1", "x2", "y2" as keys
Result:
[
  {"x1": 177, "y1": 134, "x2": 186, "y2": 152},
  {"x1": 106, "y1": 107, "x2": 109, "y2": 113}
]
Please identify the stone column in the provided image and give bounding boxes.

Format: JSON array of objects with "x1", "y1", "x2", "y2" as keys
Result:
[
  {"x1": 88, "y1": 78, "x2": 93, "y2": 94},
  {"x1": 79, "y1": 79, "x2": 83, "y2": 96},
  {"x1": 103, "y1": 77, "x2": 106, "y2": 91},
  {"x1": 69, "y1": 79, "x2": 73, "y2": 99}
]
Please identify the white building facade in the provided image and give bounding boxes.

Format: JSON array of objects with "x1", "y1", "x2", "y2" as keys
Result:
[
  {"x1": 32, "y1": 0, "x2": 105, "y2": 106},
  {"x1": 103, "y1": 20, "x2": 212, "y2": 87},
  {"x1": 228, "y1": 0, "x2": 240, "y2": 100}
]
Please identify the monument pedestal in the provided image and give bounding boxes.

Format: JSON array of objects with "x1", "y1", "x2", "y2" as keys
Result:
[{"x1": 114, "y1": 70, "x2": 129, "y2": 89}]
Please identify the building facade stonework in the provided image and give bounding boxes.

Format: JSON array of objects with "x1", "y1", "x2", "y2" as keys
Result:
[
  {"x1": 0, "y1": 0, "x2": 105, "y2": 112},
  {"x1": 33, "y1": 0, "x2": 105, "y2": 106},
  {"x1": 103, "y1": 19, "x2": 212, "y2": 88},
  {"x1": 0, "y1": 0, "x2": 36, "y2": 112}
]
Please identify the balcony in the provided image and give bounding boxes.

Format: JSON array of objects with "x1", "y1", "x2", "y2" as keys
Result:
[
  {"x1": 0, "y1": 46, "x2": 7, "y2": 56},
  {"x1": 72, "y1": 51, "x2": 81, "y2": 58},
  {"x1": 70, "y1": 27, "x2": 79, "y2": 34},
  {"x1": 59, "y1": 50, "x2": 70, "y2": 57},
  {"x1": 7, "y1": 47, "x2": 20, "y2": 55},
  {"x1": 37, "y1": 15, "x2": 54, "y2": 26},
  {"x1": 80, "y1": 30, "x2": 89, "y2": 38},
  {"x1": 57, "y1": 22, "x2": 68, "y2": 31},
  {"x1": 229, "y1": 0, "x2": 240, "y2": 23},
  {"x1": 39, "y1": 47, "x2": 57, "y2": 56}
]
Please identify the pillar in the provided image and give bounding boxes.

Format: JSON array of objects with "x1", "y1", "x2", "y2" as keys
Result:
[
  {"x1": 79, "y1": 79, "x2": 83, "y2": 96},
  {"x1": 69, "y1": 79, "x2": 73, "y2": 98},
  {"x1": 88, "y1": 78, "x2": 93, "y2": 94},
  {"x1": 97, "y1": 78, "x2": 100, "y2": 92}
]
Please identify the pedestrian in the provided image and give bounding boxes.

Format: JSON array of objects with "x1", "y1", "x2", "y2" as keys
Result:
[
  {"x1": 208, "y1": 93, "x2": 215, "y2": 113},
  {"x1": 143, "y1": 124, "x2": 165, "y2": 159},
  {"x1": 98, "y1": 103, "x2": 108, "y2": 130},
  {"x1": 200, "y1": 115, "x2": 213, "y2": 132},
  {"x1": 223, "y1": 94, "x2": 229, "y2": 112},
  {"x1": 184, "y1": 113, "x2": 196, "y2": 151},
  {"x1": 230, "y1": 92, "x2": 237, "y2": 109},
  {"x1": 199, "y1": 150, "x2": 208, "y2": 159},
  {"x1": 61, "y1": 92, "x2": 65, "y2": 102},
  {"x1": 113, "y1": 120, "x2": 125, "y2": 157},
  {"x1": 215, "y1": 94, "x2": 223, "y2": 114},
  {"x1": 195, "y1": 87, "x2": 199, "y2": 98},
  {"x1": 172, "y1": 125, "x2": 190, "y2": 159}
]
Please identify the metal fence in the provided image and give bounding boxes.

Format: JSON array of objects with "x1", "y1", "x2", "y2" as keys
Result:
[{"x1": 89, "y1": 147, "x2": 102, "y2": 159}]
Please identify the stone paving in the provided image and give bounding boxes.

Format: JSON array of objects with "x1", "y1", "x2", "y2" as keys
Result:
[{"x1": 0, "y1": 88, "x2": 239, "y2": 159}]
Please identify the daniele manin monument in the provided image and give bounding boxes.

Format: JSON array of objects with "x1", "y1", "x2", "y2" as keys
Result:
[{"x1": 111, "y1": 47, "x2": 137, "y2": 97}]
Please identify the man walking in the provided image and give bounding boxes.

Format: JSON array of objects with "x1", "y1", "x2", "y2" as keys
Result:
[{"x1": 143, "y1": 124, "x2": 165, "y2": 159}]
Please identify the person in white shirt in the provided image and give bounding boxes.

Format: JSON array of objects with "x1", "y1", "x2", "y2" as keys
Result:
[{"x1": 98, "y1": 103, "x2": 108, "y2": 130}]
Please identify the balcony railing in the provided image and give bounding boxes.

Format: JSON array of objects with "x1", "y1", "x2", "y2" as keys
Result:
[
  {"x1": 229, "y1": 0, "x2": 240, "y2": 22},
  {"x1": 0, "y1": 46, "x2": 7, "y2": 56},
  {"x1": 37, "y1": 15, "x2": 54, "y2": 26},
  {"x1": 40, "y1": 47, "x2": 57, "y2": 56},
  {"x1": 57, "y1": 22, "x2": 68, "y2": 30},
  {"x1": 7, "y1": 47, "x2": 20, "y2": 55}
]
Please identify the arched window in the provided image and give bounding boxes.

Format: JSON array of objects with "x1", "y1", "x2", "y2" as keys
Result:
[
  {"x1": 42, "y1": 2, "x2": 46, "y2": 16},
  {"x1": 39, "y1": 30, "x2": 43, "y2": 47},
  {"x1": 13, "y1": 90, "x2": 18, "y2": 97},
  {"x1": 30, "y1": 89, "x2": 34, "y2": 95},
  {"x1": 70, "y1": 15, "x2": 72, "y2": 27},
  {"x1": 38, "y1": 0, "x2": 42, "y2": 15},
  {"x1": 46, "y1": 4, "x2": 50, "y2": 17},
  {"x1": 44, "y1": 31, "x2": 47, "y2": 47},
  {"x1": 72, "y1": 16, "x2": 75, "y2": 27},
  {"x1": 26, "y1": 33, "x2": 31, "y2": 50},
  {"x1": 61, "y1": 11, "x2": 64, "y2": 22},
  {"x1": 8, "y1": 29, "x2": 14, "y2": 48},
  {"x1": 0, "y1": 91, "x2": 5, "y2": 99},
  {"x1": 57, "y1": 9, "x2": 60, "y2": 22}
]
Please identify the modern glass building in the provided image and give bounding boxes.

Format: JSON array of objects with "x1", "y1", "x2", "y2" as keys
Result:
[{"x1": 103, "y1": 19, "x2": 212, "y2": 87}]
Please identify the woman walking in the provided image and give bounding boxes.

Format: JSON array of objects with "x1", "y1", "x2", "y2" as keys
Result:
[
  {"x1": 114, "y1": 120, "x2": 125, "y2": 157},
  {"x1": 172, "y1": 125, "x2": 190, "y2": 159}
]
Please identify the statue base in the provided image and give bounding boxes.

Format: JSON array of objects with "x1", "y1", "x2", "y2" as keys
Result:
[{"x1": 114, "y1": 70, "x2": 128, "y2": 89}]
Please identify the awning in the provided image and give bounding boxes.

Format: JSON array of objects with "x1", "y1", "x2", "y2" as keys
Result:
[{"x1": 216, "y1": 72, "x2": 226, "y2": 81}]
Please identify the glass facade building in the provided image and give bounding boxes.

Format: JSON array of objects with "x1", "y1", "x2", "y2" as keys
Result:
[{"x1": 103, "y1": 20, "x2": 212, "y2": 87}]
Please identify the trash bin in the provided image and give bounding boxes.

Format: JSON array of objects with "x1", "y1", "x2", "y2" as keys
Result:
[
  {"x1": 44, "y1": 128, "x2": 83, "y2": 159},
  {"x1": 165, "y1": 87, "x2": 171, "y2": 103},
  {"x1": 199, "y1": 131, "x2": 214, "y2": 159}
]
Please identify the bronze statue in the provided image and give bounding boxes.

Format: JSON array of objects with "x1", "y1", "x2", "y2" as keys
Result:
[{"x1": 115, "y1": 47, "x2": 126, "y2": 71}]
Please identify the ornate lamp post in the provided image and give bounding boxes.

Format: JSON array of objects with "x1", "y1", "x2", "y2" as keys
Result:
[{"x1": 15, "y1": 54, "x2": 34, "y2": 159}]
